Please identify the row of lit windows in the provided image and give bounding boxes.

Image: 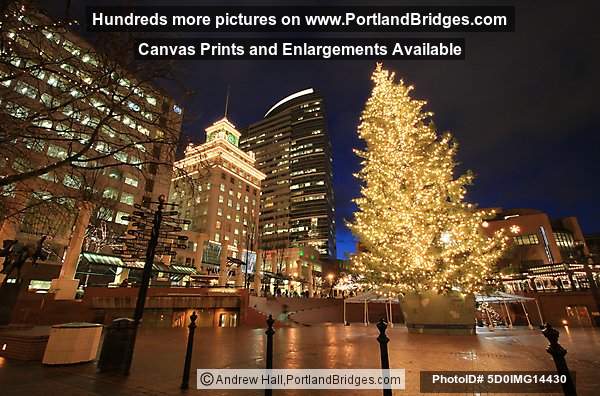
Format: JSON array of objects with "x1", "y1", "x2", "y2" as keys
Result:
[
  {"x1": 290, "y1": 194, "x2": 326, "y2": 203},
  {"x1": 554, "y1": 232, "x2": 575, "y2": 249},
  {"x1": 96, "y1": 206, "x2": 131, "y2": 226},
  {"x1": 296, "y1": 111, "x2": 321, "y2": 121},
  {"x1": 7, "y1": 23, "x2": 159, "y2": 107},
  {"x1": 218, "y1": 195, "x2": 255, "y2": 210},
  {"x1": 219, "y1": 173, "x2": 258, "y2": 195},
  {"x1": 290, "y1": 168, "x2": 317, "y2": 177},
  {"x1": 215, "y1": 221, "x2": 248, "y2": 237},
  {"x1": 5, "y1": 62, "x2": 159, "y2": 145},
  {"x1": 102, "y1": 187, "x2": 135, "y2": 206},
  {"x1": 6, "y1": 55, "x2": 171, "y2": 148},
  {"x1": 300, "y1": 101, "x2": 321, "y2": 109},
  {"x1": 289, "y1": 147, "x2": 324, "y2": 158},
  {"x1": 216, "y1": 214, "x2": 249, "y2": 227},
  {"x1": 290, "y1": 143, "x2": 313, "y2": 152},
  {"x1": 213, "y1": 232, "x2": 243, "y2": 247},
  {"x1": 106, "y1": 168, "x2": 139, "y2": 187},
  {"x1": 216, "y1": 204, "x2": 253, "y2": 216},
  {"x1": 514, "y1": 234, "x2": 540, "y2": 246},
  {"x1": 262, "y1": 229, "x2": 289, "y2": 236},
  {"x1": 290, "y1": 180, "x2": 326, "y2": 190}
]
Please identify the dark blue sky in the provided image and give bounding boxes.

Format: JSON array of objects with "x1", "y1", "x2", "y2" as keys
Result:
[{"x1": 47, "y1": 0, "x2": 600, "y2": 259}]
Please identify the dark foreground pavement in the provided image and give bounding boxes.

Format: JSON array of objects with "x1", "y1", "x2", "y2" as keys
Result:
[{"x1": 1, "y1": 325, "x2": 599, "y2": 396}]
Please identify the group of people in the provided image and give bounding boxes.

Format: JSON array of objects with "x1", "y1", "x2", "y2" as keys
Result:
[
  {"x1": 258, "y1": 286, "x2": 309, "y2": 298},
  {"x1": 257, "y1": 285, "x2": 357, "y2": 299}
]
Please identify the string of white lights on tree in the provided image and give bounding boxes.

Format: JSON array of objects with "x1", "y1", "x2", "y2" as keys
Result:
[{"x1": 349, "y1": 64, "x2": 509, "y2": 296}]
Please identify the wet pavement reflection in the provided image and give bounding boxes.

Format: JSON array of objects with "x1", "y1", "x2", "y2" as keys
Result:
[{"x1": 1, "y1": 325, "x2": 599, "y2": 395}]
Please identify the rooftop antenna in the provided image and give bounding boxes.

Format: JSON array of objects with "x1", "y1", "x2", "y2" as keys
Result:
[{"x1": 224, "y1": 85, "x2": 230, "y2": 119}]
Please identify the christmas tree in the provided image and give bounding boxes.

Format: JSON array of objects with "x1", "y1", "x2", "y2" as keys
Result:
[{"x1": 349, "y1": 64, "x2": 508, "y2": 296}]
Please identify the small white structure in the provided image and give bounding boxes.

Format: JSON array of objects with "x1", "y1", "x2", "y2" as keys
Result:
[
  {"x1": 42, "y1": 322, "x2": 103, "y2": 365},
  {"x1": 476, "y1": 292, "x2": 542, "y2": 329},
  {"x1": 343, "y1": 291, "x2": 542, "y2": 330},
  {"x1": 343, "y1": 292, "x2": 400, "y2": 327}
]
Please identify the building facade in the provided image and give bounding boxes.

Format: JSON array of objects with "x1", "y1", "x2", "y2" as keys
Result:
[
  {"x1": 169, "y1": 117, "x2": 265, "y2": 285},
  {"x1": 0, "y1": 10, "x2": 182, "y2": 298},
  {"x1": 483, "y1": 208, "x2": 590, "y2": 276},
  {"x1": 257, "y1": 245, "x2": 323, "y2": 297},
  {"x1": 483, "y1": 208, "x2": 600, "y2": 327},
  {"x1": 240, "y1": 88, "x2": 336, "y2": 259}
]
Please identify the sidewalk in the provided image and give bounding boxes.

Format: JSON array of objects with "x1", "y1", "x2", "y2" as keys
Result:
[{"x1": 1, "y1": 325, "x2": 599, "y2": 395}]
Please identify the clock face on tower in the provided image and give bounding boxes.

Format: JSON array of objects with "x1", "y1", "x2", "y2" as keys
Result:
[{"x1": 227, "y1": 133, "x2": 237, "y2": 145}]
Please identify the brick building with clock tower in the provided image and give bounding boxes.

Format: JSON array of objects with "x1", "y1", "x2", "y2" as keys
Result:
[{"x1": 169, "y1": 117, "x2": 266, "y2": 285}]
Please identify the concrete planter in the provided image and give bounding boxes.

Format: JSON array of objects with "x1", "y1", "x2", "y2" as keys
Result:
[
  {"x1": 42, "y1": 322, "x2": 103, "y2": 365},
  {"x1": 400, "y1": 291, "x2": 476, "y2": 335}
]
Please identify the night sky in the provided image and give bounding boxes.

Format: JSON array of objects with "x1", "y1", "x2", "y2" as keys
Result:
[{"x1": 43, "y1": 1, "x2": 600, "y2": 259}]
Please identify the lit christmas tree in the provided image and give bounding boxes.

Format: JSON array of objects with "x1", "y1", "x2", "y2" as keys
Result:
[{"x1": 349, "y1": 64, "x2": 508, "y2": 296}]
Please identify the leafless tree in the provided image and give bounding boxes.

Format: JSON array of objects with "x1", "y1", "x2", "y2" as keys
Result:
[{"x1": 0, "y1": 1, "x2": 195, "y2": 225}]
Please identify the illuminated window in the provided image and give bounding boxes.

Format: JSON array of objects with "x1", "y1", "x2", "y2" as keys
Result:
[
  {"x1": 114, "y1": 151, "x2": 128, "y2": 163},
  {"x1": 62, "y1": 40, "x2": 81, "y2": 56},
  {"x1": 24, "y1": 138, "x2": 44, "y2": 152},
  {"x1": 39, "y1": 172, "x2": 56, "y2": 182},
  {"x1": 120, "y1": 192, "x2": 135, "y2": 206},
  {"x1": 97, "y1": 207, "x2": 113, "y2": 221},
  {"x1": 103, "y1": 187, "x2": 119, "y2": 200},
  {"x1": 554, "y1": 232, "x2": 575, "y2": 251},
  {"x1": 47, "y1": 144, "x2": 67, "y2": 159},
  {"x1": 63, "y1": 175, "x2": 81, "y2": 189},
  {"x1": 115, "y1": 211, "x2": 129, "y2": 225},
  {"x1": 5, "y1": 101, "x2": 29, "y2": 118},
  {"x1": 95, "y1": 141, "x2": 111, "y2": 154},
  {"x1": 124, "y1": 175, "x2": 138, "y2": 187},
  {"x1": 15, "y1": 81, "x2": 37, "y2": 99},
  {"x1": 42, "y1": 29, "x2": 60, "y2": 43},
  {"x1": 514, "y1": 234, "x2": 540, "y2": 246}
]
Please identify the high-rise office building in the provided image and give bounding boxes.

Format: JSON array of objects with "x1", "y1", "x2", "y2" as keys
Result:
[
  {"x1": 240, "y1": 88, "x2": 335, "y2": 259},
  {"x1": 0, "y1": 9, "x2": 183, "y2": 297}
]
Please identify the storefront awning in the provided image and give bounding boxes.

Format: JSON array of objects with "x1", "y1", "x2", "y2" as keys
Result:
[
  {"x1": 79, "y1": 252, "x2": 197, "y2": 275},
  {"x1": 475, "y1": 292, "x2": 535, "y2": 303},
  {"x1": 170, "y1": 265, "x2": 197, "y2": 275},
  {"x1": 80, "y1": 252, "x2": 135, "y2": 268}
]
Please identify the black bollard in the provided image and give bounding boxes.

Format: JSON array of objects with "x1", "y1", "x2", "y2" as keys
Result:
[
  {"x1": 541, "y1": 323, "x2": 576, "y2": 396},
  {"x1": 376, "y1": 318, "x2": 392, "y2": 396},
  {"x1": 181, "y1": 311, "x2": 198, "y2": 390},
  {"x1": 265, "y1": 314, "x2": 275, "y2": 396}
]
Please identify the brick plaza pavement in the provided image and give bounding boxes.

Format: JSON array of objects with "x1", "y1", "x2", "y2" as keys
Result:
[{"x1": 1, "y1": 325, "x2": 599, "y2": 395}]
